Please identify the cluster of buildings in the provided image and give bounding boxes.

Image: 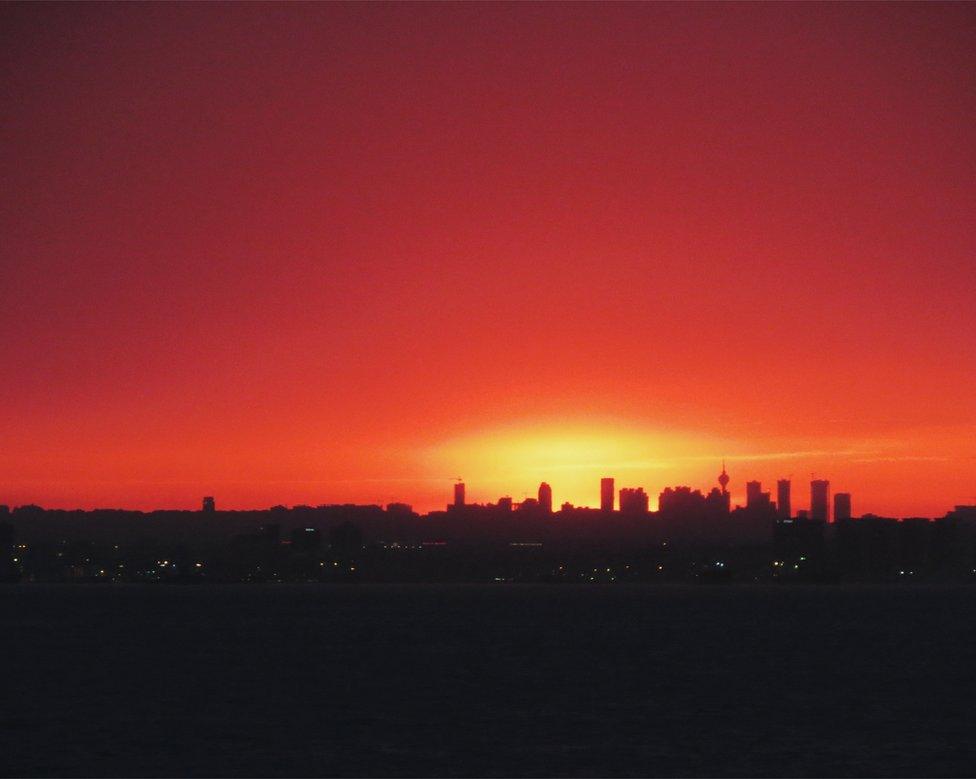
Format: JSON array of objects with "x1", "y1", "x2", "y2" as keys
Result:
[
  {"x1": 447, "y1": 464, "x2": 853, "y2": 522},
  {"x1": 743, "y1": 475, "x2": 851, "y2": 522}
]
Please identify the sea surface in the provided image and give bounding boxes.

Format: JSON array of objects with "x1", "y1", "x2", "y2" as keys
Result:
[{"x1": 2, "y1": 583, "x2": 975, "y2": 777}]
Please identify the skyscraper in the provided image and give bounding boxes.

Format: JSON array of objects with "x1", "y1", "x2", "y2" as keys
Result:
[
  {"x1": 202, "y1": 496, "x2": 215, "y2": 513},
  {"x1": 538, "y1": 482, "x2": 553, "y2": 514},
  {"x1": 601, "y1": 477, "x2": 615, "y2": 512},
  {"x1": 746, "y1": 480, "x2": 772, "y2": 510},
  {"x1": 834, "y1": 492, "x2": 852, "y2": 521},
  {"x1": 811, "y1": 479, "x2": 830, "y2": 522},
  {"x1": 777, "y1": 479, "x2": 791, "y2": 519},
  {"x1": 454, "y1": 482, "x2": 465, "y2": 508},
  {"x1": 746, "y1": 480, "x2": 763, "y2": 508}
]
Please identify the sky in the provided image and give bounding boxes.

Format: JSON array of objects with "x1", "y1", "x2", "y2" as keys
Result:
[{"x1": 1, "y1": 2, "x2": 974, "y2": 516}]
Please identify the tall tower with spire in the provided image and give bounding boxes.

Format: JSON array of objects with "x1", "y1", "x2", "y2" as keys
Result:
[
  {"x1": 717, "y1": 461, "x2": 731, "y2": 512},
  {"x1": 718, "y1": 461, "x2": 730, "y2": 493}
]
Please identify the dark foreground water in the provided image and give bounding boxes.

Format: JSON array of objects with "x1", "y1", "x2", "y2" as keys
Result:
[{"x1": 2, "y1": 584, "x2": 975, "y2": 777}]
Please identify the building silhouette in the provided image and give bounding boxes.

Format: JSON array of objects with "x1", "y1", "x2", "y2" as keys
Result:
[
  {"x1": 601, "y1": 477, "x2": 615, "y2": 512},
  {"x1": 4, "y1": 481, "x2": 976, "y2": 586},
  {"x1": 202, "y1": 496, "x2": 215, "y2": 513},
  {"x1": 777, "y1": 479, "x2": 791, "y2": 519},
  {"x1": 811, "y1": 479, "x2": 830, "y2": 522},
  {"x1": 517, "y1": 498, "x2": 539, "y2": 513},
  {"x1": 746, "y1": 481, "x2": 771, "y2": 510},
  {"x1": 619, "y1": 487, "x2": 649, "y2": 514},
  {"x1": 717, "y1": 463, "x2": 731, "y2": 512},
  {"x1": 746, "y1": 481, "x2": 761, "y2": 507},
  {"x1": 454, "y1": 482, "x2": 465, "y2": 508},
  {"x1": 538, "y1": 483, "x2": 553, "y2": 514},
  {"x1": 834, "y1": 492, "x2": 852, "y2": 521}
]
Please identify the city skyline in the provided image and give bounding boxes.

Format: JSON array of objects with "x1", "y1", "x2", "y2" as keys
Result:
[
  {"x1": 0, "y1": 415, "x2": 968, "y2": 516},
  {"x1": 0, "y1": 418, "x2": 966, "y2": 517},
  {"x1": 0, "y1": 441, "x2": 964, "y2": 517},
  {"x1": 3, "y1": 6, "x2": 975, "y2": 779},
  {"x1": 16, "y1": 463, "x2": 969, "y2": 522},
  {"x1": 441, "y1": 469, "x2": 858, "y2": 519}
]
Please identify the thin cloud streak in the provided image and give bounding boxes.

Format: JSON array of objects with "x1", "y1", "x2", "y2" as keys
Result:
[
  {"x1": 536, "y1": 449, "x2": 878, "y2": 472},
  {"x1": 851, "y1": 456, "x2": 949, "y2": 463}
]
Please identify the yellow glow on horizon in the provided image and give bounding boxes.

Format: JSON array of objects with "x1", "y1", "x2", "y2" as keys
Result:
[
  {"x1": 422, "y1": 421, "x2": 721, "y2": 509},
  {"x1": 411, "y1": 420, "x2": 969, "y2": 517}
]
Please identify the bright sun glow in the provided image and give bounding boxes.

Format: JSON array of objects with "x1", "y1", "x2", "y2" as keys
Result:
[{"x1": 423, "y1": 421, "x2": 721, "y2": 509}]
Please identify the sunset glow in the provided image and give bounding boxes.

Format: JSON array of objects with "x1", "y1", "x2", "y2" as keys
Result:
[{"x1": 2, "y1": 3, "x2": 974, "y2": 517}]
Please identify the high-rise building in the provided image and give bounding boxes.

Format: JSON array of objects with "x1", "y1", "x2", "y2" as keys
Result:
[
  {"x1": 834, "y1": 492, "x2": 852, "y2": 521},
  {"x1": 202, "y1": 496, "x2": 215, "y2": 513},
  {"x1": 619, "y1": 487, "x2": 649, "y2": 513},
  {"x1": 777, "y1": 479, "x2": 792, "y2": 519},
  {"x1": 811, "y1": 479, "x2": 830, "y2": 522},
  {"x1": 538, "y1": 482, "x2": 553, "y2": 514},
  {"x1": 454, "y1": 482, "x2": 465, "y2": 508},
  {"x1": 746, "y1": 480, "x2": 772, "y2": 510},
  {"x1": 746, "y1": 481, "x2": 763, "y2": 508},
  {"x1": 601, "y1": 477, "x2": 615, "y2": 512}
]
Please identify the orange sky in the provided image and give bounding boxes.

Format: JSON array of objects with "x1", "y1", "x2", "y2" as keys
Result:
[{"x1": 1, "y1": 3, "x2": 974, "y2": 516}]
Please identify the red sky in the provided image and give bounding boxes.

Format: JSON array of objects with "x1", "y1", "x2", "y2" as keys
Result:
[{"x1": 2, "y1": 3, "x2": 974, "y2": 516}]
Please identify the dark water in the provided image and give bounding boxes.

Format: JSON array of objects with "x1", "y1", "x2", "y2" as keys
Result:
[{"x1": 2, "y1": 584, "x2": 975, "y2": 777}]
